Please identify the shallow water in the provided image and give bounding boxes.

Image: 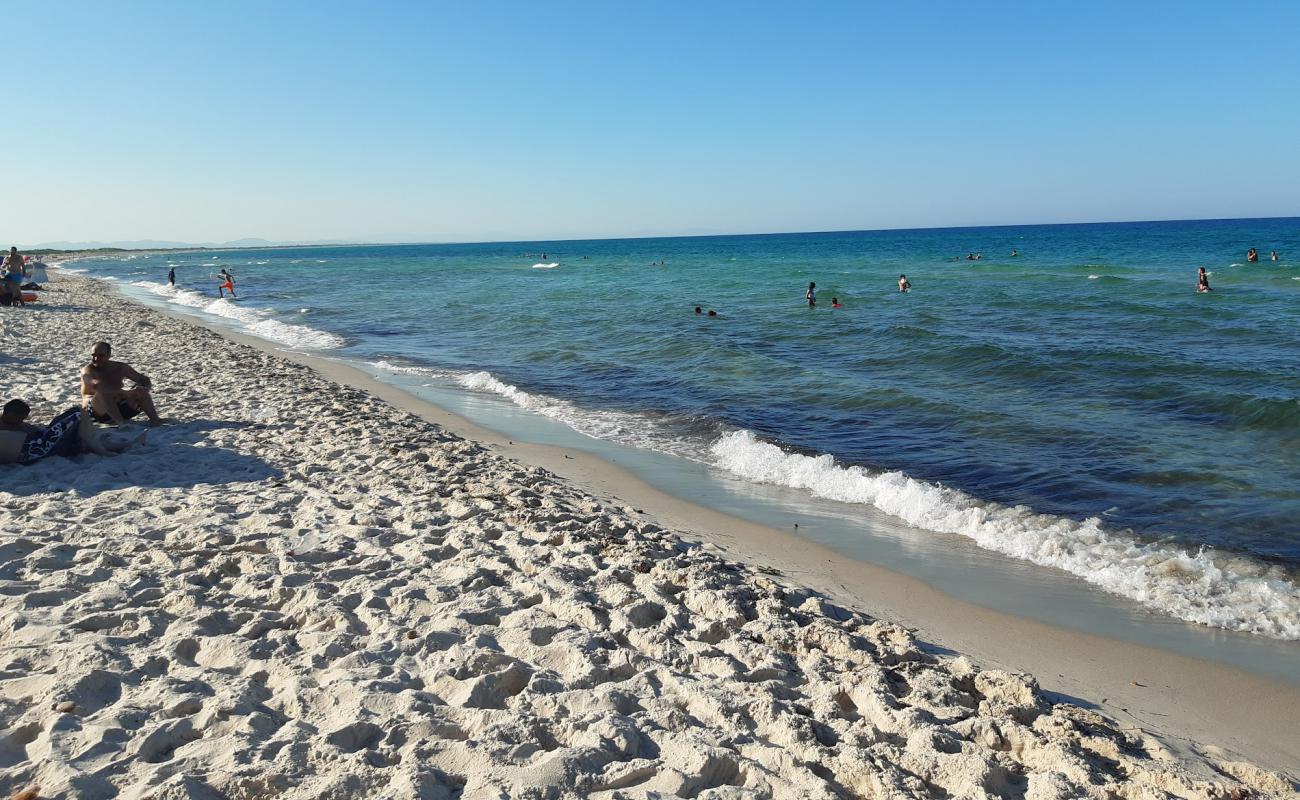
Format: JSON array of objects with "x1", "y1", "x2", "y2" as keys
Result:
[{"x1": 70, "y1": 217, "x2": 1300, "y2": 638}]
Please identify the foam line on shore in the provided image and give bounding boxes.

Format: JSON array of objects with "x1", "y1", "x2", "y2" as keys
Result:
[
  {"x1": 130, "y1": 281, "x2": 345, "y2": 350},
  {"x1": 710, "y1": 429, "x2": 1300, "y2": 640},
  {"x1": 371, "y1": 361, "x2": 710, "y2": 460},
  {"x1": 375, "y1": 361, "x2": 1300, "y2": 641}
]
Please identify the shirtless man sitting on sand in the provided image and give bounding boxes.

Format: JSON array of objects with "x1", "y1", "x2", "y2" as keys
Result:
[
  {"x1": 81, "y1": 341, "x2": 164, "y2": 425},
  {"x1": 0, "y1": 399, "x2": 142, "y2": 465}
]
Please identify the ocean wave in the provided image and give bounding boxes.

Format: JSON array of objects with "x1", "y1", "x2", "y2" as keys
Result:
[
  {"x1": 532, "y1": 263, "x2": 559, "y2": 269},
  {"x1": 709, "y1": 430, "x2": 1300, "y2": 640},
  {"x1": 366, "y1": 360, "x2": 1300, "y2": 639},
  {"x1": 130, "y1": 282, "x2": 345, "y2": 349},
  {"x1": 456, "y1": 371, "x2": 712, "y2": 460},
  {"x1": 369, "y1": 362, "x2": 711, "y2": 460}
]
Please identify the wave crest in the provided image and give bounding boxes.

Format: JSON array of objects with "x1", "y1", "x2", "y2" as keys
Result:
[
  {"x1": 130, "y1": 282, "x2": 345, "y2": 349},
  {"x1": 710, "y1": 429, "x2": 1300, "y2": 639}
]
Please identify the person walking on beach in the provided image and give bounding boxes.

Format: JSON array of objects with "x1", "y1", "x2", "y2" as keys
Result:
[
  {"x1": 2, "y1": 247, "x2": 23, "y2": 275},
  {"x1": 1196, "y1": 267, "x2": 1212, "y2": 293},
  {"x1": 806, "y1": 282, "x2": 817, "y2": 307},
  {"x1": 899, "y1": 275, "x2": 912, "y2": 292},
  {"x1": 167, "y1": 267, "x2": 175, "y2": 286},
  {"x1": 81, "y1": 341, "x2": 164, "y2": 426},
  {"x1": 1, "y1": 248, "x2": 24, "y2": 306}
]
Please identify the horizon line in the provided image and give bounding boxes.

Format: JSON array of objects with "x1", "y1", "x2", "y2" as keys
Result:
[{"x1": 19, "y1": 213, "x2": 1299, "y2": 252}]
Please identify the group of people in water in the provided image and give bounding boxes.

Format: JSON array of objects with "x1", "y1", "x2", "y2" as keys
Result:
[
  {"x1": 1, "y1": 341, "x2": 160, "y2": 466},
  {"x1": 1196, "y1": 247, "x2": 1284, "y2": 292},
  {"x1": 1245, "y1": 247, "x2": 1279, "y2": 263},
  {"x1": 802, "y1": 276, "x2": 912, "y2": 309}
]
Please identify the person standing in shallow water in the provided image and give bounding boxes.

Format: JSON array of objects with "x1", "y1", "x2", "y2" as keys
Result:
[
  {"x1": 899, "y1": 275, "x2": 912, "y2": 292},
  {"x1": 167, "y1": 267, "x2": 175, "y2": 286},
  {"x1": 806, "y1": 282, "x2": 816, "y2": 307},
  {"x1": 1196, "y1": 267, "x2": 1212, "y2": 293}
]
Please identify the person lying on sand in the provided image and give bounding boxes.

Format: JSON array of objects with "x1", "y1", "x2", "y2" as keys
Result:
[
  {"x1": 0, "y1": 399, "x2": 144, "y2": 465},
  {"x1": 81, "y1": 341, "x2": 164, "y2": 425}
]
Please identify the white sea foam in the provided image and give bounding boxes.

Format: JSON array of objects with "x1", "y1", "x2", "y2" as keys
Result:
[
  {"x1": 532, "y1": 263, "x2": 559, "y2": 269},
  {"x1": 709, "y1": 430, "x2": 1300, "y2": 640},
  {"x1": 369, "y1": 362, "x2": 707, "y2": 460},
  {"x1": 1088, "y1": 275, "x2": 1100, "y2": 279},
  {"x1": 130, "y1": 282, "x2": 344, "y2": 349},
  {"x1": 363, "y1": 362, "x2": 1300, "y2": 639}
]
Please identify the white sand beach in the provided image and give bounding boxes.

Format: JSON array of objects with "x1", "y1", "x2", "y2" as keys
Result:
[{"x1": 1, "y1": 272, "x2": 1296, "y2": 799}]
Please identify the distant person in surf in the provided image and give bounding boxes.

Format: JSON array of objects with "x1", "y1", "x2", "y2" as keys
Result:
[
  {"x1": 694, "y1": 306, "x2": 702, "y2": 314},
  {"x1": 806, "y1": 282, "x2": 816, "y2": 307},
  {"x1": 899, "y1": 275, "x2": 912, "y2": 292},
  {"x1": 167, "y1": 267, "x2": 175, "y2": 286},
  {"x1": 1010, "y1": 249, "x2": 1018, "y2": 257},
  {"x1": 1196, "y1": 267, "x2": 1212, "y2": 293},
  {"x1": 1271, "y1": 251, "x2": 1279, "y2": 262},
  {"x1": 831, "y1": 297, "x2": 841, "y2": 308},
  {"x1": 218, "y1": 269, "x2": 236, "y2": 298},
  {"x1": 1246, "y1": 248, "x2": 1259, "y2": 263},
  {"x1": 707, "y1": 310, "x2": 718, "y2": 317}
]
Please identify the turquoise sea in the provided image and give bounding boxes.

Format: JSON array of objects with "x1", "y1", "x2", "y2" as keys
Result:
[{"x1": 69, "y1": 217, "x2": 1300, "y2": 640}]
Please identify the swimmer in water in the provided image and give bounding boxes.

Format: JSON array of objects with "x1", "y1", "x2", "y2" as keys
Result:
[
  {"x1": 898, "y1": 275, "x2": 911, "y2": 292},
  {"x1": 966, "y1": 253, "x2": 975, "y2": 261},
  {"x1": 707, "y1": 310, "x2": 718, "y2": 317},
  {"x1": 1271, "y1": 250, "x2": 1279, "y2": 262},
  {"x1": 806, "y1": 282, "x2": 816, "y2": 307},
  {"x1": 1247, "y1": 248, "x2": 1259, "y2": 262},
  {"x1": 694, "y1": 306, "x2": 702, "y2": 314},
  {"x1": 1196, "y1": 267, "x2": 1212, "y2": 293},
  {"x1": 1010, "y1": 249, "x2": 1018, "y2": 257},
  {"x1": 831, "y1": 297, "x2": 841, "y2": 308}
]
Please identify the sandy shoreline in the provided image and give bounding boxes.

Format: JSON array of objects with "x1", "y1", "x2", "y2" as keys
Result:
[{"x1": 1, "y1": 273, "x2": 1295, "y2": 798}]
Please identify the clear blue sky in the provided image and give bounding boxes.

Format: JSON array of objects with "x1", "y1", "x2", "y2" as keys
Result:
[{"x1": 5, "y1": 1, "x2": 1298, "y2": 245}]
